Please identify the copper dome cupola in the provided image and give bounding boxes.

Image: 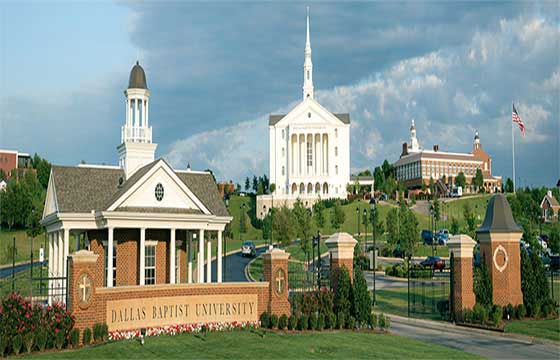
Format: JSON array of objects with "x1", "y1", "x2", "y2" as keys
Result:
[{"x1": 128, "y1": 61, "x2": 148, "y2": 89}]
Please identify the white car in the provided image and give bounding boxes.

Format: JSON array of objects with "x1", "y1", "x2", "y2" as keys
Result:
[{"x1": 241, "y1": 241, "x2": 256, "y2": 257}]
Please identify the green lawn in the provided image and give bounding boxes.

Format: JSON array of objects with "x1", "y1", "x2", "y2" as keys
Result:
[
  {"x1": 441, "y1": 194, "x2": 492, "y2": 229},
  {"x1": 0, "y1": 230, "x2": 47, "y2": 265},
  {"x1": 414, "y1": 245, "x2": 449, "y2": 258},
  {"x1": 505, "y1": 318, "x2": 560, "y2": 342},
  {"x1": 27, "y1": 329, "x2": 481, "y2": 359},
  {"x1": 375, "y1": 285, "x2": 449, "y2": 321}
]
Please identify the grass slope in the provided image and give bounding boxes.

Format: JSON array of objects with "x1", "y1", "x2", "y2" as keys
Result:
[
  {"x1": 28, "y1": 330, "x2": 481, "y2": 359},
  {"x1": 0, "y1": 230, "x2": 46, "y2": 265},
  {"x1": 504, "y1": 318, "x2": 560, "y2": 342}
]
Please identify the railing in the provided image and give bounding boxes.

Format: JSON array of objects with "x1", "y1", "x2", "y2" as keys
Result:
[{"x1": 121, "y1": 126, "x2": 152, "y2": 143}]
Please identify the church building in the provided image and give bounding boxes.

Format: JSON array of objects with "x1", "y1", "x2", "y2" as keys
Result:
[
  {"x1": 41, "y1": 62, "x2": 231, "y2": 304},
  {"x1": 257, "y1": 11, "x2": 351, "y2": 217}
]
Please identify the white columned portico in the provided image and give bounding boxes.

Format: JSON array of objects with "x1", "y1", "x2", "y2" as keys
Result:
[
  {"x1": 63, "y1": 228, "x2": 69, "y2": 292},
  {"x1": 217, "y1": 230, "x2": 223, "y2": 283},
  {"x1": 206, "y1": 238, "x2": 211, "y2": 283},
  {"x1": 47, "y1": 232, "x2": 53, "y2": 305},
  {"x1": 198, "y1": 229, "x2": 205, "y2": 283},
  {"x1": 139, "y1": 228, "x2": 146, "y2": 285},
  {"x1": 107, "y1": 227, "x2": 114, "y2": 287},
  {"x1": 58, "y1": 231, "x2": 63, "y2": 278},
  {"x1": 169, "y1": 228, "x2": 176, "y2": 284}
]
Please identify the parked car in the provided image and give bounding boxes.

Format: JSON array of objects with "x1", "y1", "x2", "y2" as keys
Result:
[
  {"x1": 241, "y1": 241, "x2": 256, "y2": 257},
  {"x1": 436, "y1": 229, "x2": 449, "y2": 245},
  {"x1": 420, "y1": 256, "x2": 446, "y2": 271},
  {"x1": 422, "y1": 230, "x2": 435, "y2": 245}
]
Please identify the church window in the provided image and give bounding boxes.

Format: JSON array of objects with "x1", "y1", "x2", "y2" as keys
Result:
[
  {"x1": 335, "y1": 165, "x2": 338, "y2": 175},
  {"x1": 282, "y1": 148, "x2": 285, "y2": 157},
  {"x1": 335, "y1": 147, "x2": 338, "y2": 156},
  {"x1": 103, "y1": 240, "x2": 117, "y2": 287},
  {"x1": 307, "y1": 142, "x2": 313, "y2": 167},
  {"x1": 282, "y1": 129, "x2": 285, "y2": 139},
  {"x1": 155, "y1": 183, "x2": 164, "y2": 201},
  {"x1": 335, "y1": 129, "x2": 338, "y2": 138},
  {"x1": 282, "y1": 166, "x2": 285, "y2": 176},
  {"x1": 145, "y1": 243, "x2": 156, "y2": 285}
]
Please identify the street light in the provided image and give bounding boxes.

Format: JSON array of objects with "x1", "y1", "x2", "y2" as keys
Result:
[
  {"x1": 369, "y1": 197, "x2": 377, "y2": 306},
  {"x1": 263, "y1": 205, "x2": 268, "y2": 247},
  {"x1": 356, "y1": 207, "x2": 360, "y2": 237}
]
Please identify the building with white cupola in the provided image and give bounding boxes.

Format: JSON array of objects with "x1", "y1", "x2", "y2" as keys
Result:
[
  {"x1": 257, "y1": 11, "x2": 351, "y2": 217},
  {"x1": 41, "y1": 62, "x2": 232, "y2": 305}
]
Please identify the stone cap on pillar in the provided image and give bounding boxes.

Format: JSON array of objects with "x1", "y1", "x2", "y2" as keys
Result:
[
  {"x1": 448, "y1": 235, "x2": 476, "y2": 258},
  {"x1": 325, "y1": 232, "x2": 357, "y2": 259},
  {"x1": 263, "y1": 248, "x2": 290, "y2": 260},
  {"x1": 69, "y1": 250, "x2": 99, "y2": 264}
]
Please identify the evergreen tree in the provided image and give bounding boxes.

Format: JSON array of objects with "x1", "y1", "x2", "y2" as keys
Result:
[
  {"x1": 313, "y1": 201, "x2": 326, "y2": 228},
  {"x1": 333, "y1": 265, "x2": 351, "y2": 320},
  {"x1": 549, "y1": 226, "x2": 560, "y2": 254},
  {"x1": 450, "y1": 217, "x2": 460, "y2": 235},
  {"x1": 530, "y1": 250, "x2": 550, "y2": 308},
  {"x1": 520, "y1": 248, "x2": 536, "y2": 312},
  {"x1": 245, "y1": 177, "x2": 250, "y2": 192},
  {"x1": 385, "y1": 208, "x2": 399, "y2": 245},
  {"x1": 455, "y1": 172, "x2": 466, "y2": 188},
  {"x1": 351, "y1": 267, "x2": 371, "y2": 324},
  {"x1": 331, "y1": 201, "x2": 346, "y2": 230},
  {"x1": 473, "y1": 263, "x2": 492, "y2": 307},
  {"x1": 473, "y1": 168, "x2": 484, "y2": 192},
  {"x1": 252, "y1": 176, "x2": 258, "y2": 193},
  {"x1": 293, "y1": 200, "x2": 315, "y2": 258},
  {"x1": 399, "y1": 204, "x2": 419, "y2": 258},
  {"x1": 463, "y1": 203, "x2": 477, "y2": 237}
]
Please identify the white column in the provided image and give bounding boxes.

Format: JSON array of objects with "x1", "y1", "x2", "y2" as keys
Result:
[
  {"x1": 188, "y1": 232, "x2": 193, "y2": 284},
  {"x1": 294, "y1": 134, "x2": 299, "y2": 176},
  {"x1": 47, "y1": 232, "x2": 53, "y2": 305},
  {"x1": 145, "y1": 100, "x2": 149, "y2": 127},
  {"x1": 135, "y1": 99, "x2": 139, "y2": 130},
  {"x1": 198, "y1": 229, "x2": 205, "y2": 283},
  {"x1": 217, "y1": 230, "x2": 223, "y2": 283},
  {"x1": 58, "y1": 231, "x2": 63, "y2": 277},
  {"x1": 142, "y1": 99, "x2": 147, "y2": 128},
  {"x1": 140, "y1": 228, "x2": 146, "y2": 285},
  {"x1": 107, "y1": 227, "x2": 114, "y2": 288},
  {"x1": 206, "y1": 238, "x2": 211, "y2": 283},
  {"x1": 170, "y1": 229, "x2": 176, "y2": 284}
]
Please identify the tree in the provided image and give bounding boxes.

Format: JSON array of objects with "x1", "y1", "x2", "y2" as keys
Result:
[
  {"x1": 269, "y1": 183, "x2": 276, "y2": 195},
  {"x1": 351, "y1": 267, "x2": 371, "y2": 324},
  {"x1": 473, "y1": 168, "x2": 484, "y2": 192},
  {"x1": 505, "y1": 178, "x2": 514, "y2": 193},
  {"x1": 331, "y1": 201, "x2": 346, "y2": 230},
  {"x1": 473, "y1": 263, "x2": 492, "y2": 307},
  {"x1": 385, "y1": 208, "x2": 399, "y2": 245},
  {"x1": 252, "y1": 176, "x2": 258, "y2": 194},
  {"x1": 432, "y1": 197, "x2": 441, "y2": 225},
  {"x1": 399, "y1": 204, "x2": 419, "y2": 258},
  {"x1": 293, "y1": 200, "x2": 315, "y2": 258},
  {"x1": 0, "y1": 169, "x2": 6, "y2": 181},
  {"x1": 381, "y1": 160, "x2": 394, "y2": 180},
  {"x1": 429, "y1": 177, "x2": 435, "y2": 196},
  {"x1": 313, "y1": 201, "x2": 326, "y2": 228},
  {"x1": 549, "y1": 226, "x2": 560, "y2": 255},
  {"x1": 463, "y1": 203, "x2": 477, "y2": 237},
  {"x1": 272, "y1": 206, "x2": 295, "y2": 247},
  {"x1": 455, "y1": 172, "x2": 466, "y2": 188},
  {"x1": 450, "y1": 217, "x2": 460, "y2": 235},
  {"x1": 373, "y1": 166, "x2": 385, "y2": 193},
  {"x1": 245, "y1": 177, "x2": 250, "y2": 192},
  {"x1": 262, "y1": 214, "x2": 272, "y2": 240},
  {"x1": 369, "y1": 205, "x2": 383, "y2": 239}
]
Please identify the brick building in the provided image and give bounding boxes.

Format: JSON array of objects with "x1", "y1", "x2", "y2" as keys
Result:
[
  {"x1": 0, "y1": 149, "x2": 33, "y2": 180},
  {"x1": 40, "y1": 62, "x2": 232, "y2": 306},
  {"x1": 394, "y1": 120, "x2": 502, "y2": 193}
]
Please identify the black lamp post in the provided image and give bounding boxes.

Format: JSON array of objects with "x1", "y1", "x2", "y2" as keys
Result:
[
  {"x1": 263, "y1": 205, "x2": 268, "y2": 246},
  {"x1": 363, "y1": 208, "x2": 368, "y2": 251},
  {"x1": 369, "y1": 197, "x2": 377, "y2": 306},
  {"x1": 356, "y1": 207, "x2": 360, "y2": 237}
]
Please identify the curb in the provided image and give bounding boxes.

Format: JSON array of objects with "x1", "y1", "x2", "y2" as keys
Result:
[
  {"x1": 388, "y1": 314, "x2": 560, "y2": 346},
  {"x1": 245, "y1": 256, "x2": 260, "y2": 282}
]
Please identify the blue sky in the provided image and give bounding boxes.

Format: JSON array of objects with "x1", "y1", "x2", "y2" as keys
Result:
[{"x1": 1, "y1": 1, "x2": 559, "y2": 187}]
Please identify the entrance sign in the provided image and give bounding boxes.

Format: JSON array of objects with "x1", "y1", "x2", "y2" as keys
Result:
[{"x1": 106, "y1": 294, "x2": 258, "y2": 330}]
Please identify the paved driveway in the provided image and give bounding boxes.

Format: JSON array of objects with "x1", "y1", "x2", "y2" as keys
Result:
[
  {"x1": 210, "y1": 247, "x2": 267, "y2": 282},
  {"x1": 390, "y1": 315, "x2": 559, "y2": 359}
]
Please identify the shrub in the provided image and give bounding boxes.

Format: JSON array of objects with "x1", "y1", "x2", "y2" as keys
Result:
[
  {"x1": 101, "y1": 323, "x2": 109, "y2": 342},
  {"x1": 13, "y1": 333, "x2": 23, "y2": 355},
  {"x1": 351, "y1": 267, "x2": 371, "y2": 325},
  {"x1": 504, "y1": 303, "x2": 515, "y2": 320},
  {"x1": 93, "y1": 323, "x2": 104, "y2": 343},
  {"x1": 278, "y1": 314, "x2": 288, "y2": 330},
  {"x1": 491, "y1": 305, "x2": 502, "y2": 326},
  {"x1": 24, "y1": 332, "x2": 34, "y2": 354},
  {"x1": 346, "y1": 316, "x2": 356, "y2": 330},
  {"x1": 436, "y1": 300, "x2": 449, "y2": 320},
  {"x1": 288, "y1": 315, "x2": 297, "y2": 331},
  {"x1": 297, "y1": 314, "x2": 308, "y2": 331},
  {"x1": 516, "y1": 304, "x2": 526, "y2": 319},
  {"x1": 333, "y1": 266, "x2": 352, "y2": 320},
  {"x1": 35, "y1": 330, "x2": 47, "y2": 352},
  {"x1": 316, "y1": 314, "x2": 325, "y2": 331},
  {"x1": 70, "y1": 328, "x2": 80, "y2": 348},
  {"x1": 269, "y1": 314, "x2": 279, "y2": 329},
  {"x1": 0, "y1": 334, "x2": 7, "y2": 357},
  {"x1": 336, "y1": 312, "x2": 345, "y2": 330},
  {"x1": 541, "y1": 303, "x2": 552, "y2": 318},
  {"x1": 54, "y1": 330, "x2": 65, "y2": 350},
  {"x1": 259, "y1": 312, "x2": 270, "y2": 329},
  {"x1": 473, "y1": 263, "x2": 492, "y2": 307},
  {"x1": 369, "y1": 312, "x2": 378, "y2": 329},
  {"x1": 462, "y1": 309, "x2": 473, "y2": 323},
  {"x1": 473, "y1": 303, "x2": 487, "y2": 324},
  {"x1": 384, "y1": 315, "x2": 391, "y2": 330},
  {"x1": 308, "y1": 313, "x2": 317, "y2": 330},
  {"x1": 324, "y1": 312, "x2": 335, "y2": 330},
  {"x1": 82, "y1": 327, "x2": 92, "y2": 346},
  {"x1": 378, "y1": 313, "x2": 386, "y2": 329}
]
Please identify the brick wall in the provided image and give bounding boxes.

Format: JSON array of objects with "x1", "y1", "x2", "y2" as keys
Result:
[
  {"x1": 481, "y1": 241, "x2": 523, "y2": 306},
  {"x1": 115, "y1": 229, "x2": 139, "y2": 286},
  {"x1": 263, "y1": 253, "x2": 290, "y2": 317},
  {"x1": 452, "y1": 257, "x2": 475, "y2": 318}
]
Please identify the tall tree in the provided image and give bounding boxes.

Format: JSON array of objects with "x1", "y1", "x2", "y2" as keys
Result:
[
  {"x1": 373, "y1": 166, "x2": 385, "y2": 193},
  {"x1": 473, "y1": 168, "x2": 484, "y2": 192},
  {"x1": 293, "y1": 200, "x2": 315, "y2": 258},
  {"x1": 245, "y1": 177, "x2": 250, "y2": 192},
  {"x1": 399, "y1": 204, "x2": 419, "y2": 258},
  {"x1": 455, "y1": 172, "x2": 466, "y2": 188},
  {"x1": 463, "y1": 203, "x2": 477, "y2": 237},
  {"x1": 351, "y1": 267, "x2": 371, "y2": 324},
  {"x1": 385, "y1": 208, "x2": 399, "y2": 246},
  {"x1": 505, "y1": 178, "x2": 514, "y2": 193},
  {"x1": 252, "y1": 176, "x2": 258, "y2": 193},
  {"x1": 331, "y1": 201, "x2": 346, "y2": 230},
  {"x1": 313, "y1": 200, "x2": 326, "y2": 228},
  {"x1": 272, "y1": 206, "x2": 295, "y2": 247}
]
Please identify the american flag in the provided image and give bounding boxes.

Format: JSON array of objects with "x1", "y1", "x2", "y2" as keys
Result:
[{"x1": 512, "y1": 104, "x2": 525, "y2": 136}]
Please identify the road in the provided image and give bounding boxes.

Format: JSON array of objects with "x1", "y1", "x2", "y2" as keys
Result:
[
  {"x1": 0, "y1": 261, "x2": 46, "y2": 279},
  {"x1": 390, "y1": 315, "x2": 559, "y2": 359},
  {"x1": 210, "y1": 247, "x2": 267, "y2": 282}
]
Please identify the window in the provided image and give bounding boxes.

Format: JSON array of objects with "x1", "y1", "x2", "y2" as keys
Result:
[
  {"x1": 335, "y1": 165, "x2": 338, "y2": 175},
  {"x1": 335, "y1": 146, "x2": 338, "y2": 156},
  {"x1": 282, "y1": 129, "x2": 285, "y2": 139},
  {"x1": 145, "y1": 243, "x2": 156, "y2": 285},
  {"x1": 335, "y1": 129, "x2": 338, "y2": 138},
  {"x1": 282, "y1": 147, "x2": 285, "y2": 157},
  {"x1": 155, "y1": 183, "x2": 164, "y2": 201},
  {"x1": 307, "y1": 71, "x2": 310, "y2": 80},
  {"x1": 104, "y1": 240, "x2": 117, "y2": 287},
  {"x1": 307, "y1": 141, "x2": 313, "y2": 167},
  {"x1": 282, "y1": 166, "x2": 285, "y2": 176}
]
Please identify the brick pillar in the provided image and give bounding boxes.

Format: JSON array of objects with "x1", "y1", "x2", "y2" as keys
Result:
[
  {"x1": 325, "y1": 232, "x2": 357, "y2": 289},
  {"x1": 448, "y1": 235, "x2": 476, "y2": 320},
  {"x1": 263, "y1": 248, "x2": 290, "y2": 317},
  {"x1": 68, "y1": 250, "x2": 101, "y2": 332}
]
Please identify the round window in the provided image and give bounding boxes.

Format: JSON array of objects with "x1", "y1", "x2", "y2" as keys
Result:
[{"x1": 155, "y1": 183, "x2": 164, "y2": 201}]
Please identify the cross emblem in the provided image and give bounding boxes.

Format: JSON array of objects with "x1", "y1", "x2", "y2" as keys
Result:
[
  {"x1": 275, "y1": 269, "x2": 285, "y2": 295},
  {"x1": 78, "y1": 273, "x2": 92, "y2": 305}
]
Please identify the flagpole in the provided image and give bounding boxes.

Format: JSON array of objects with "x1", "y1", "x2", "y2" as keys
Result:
[{"x1": 511, "y1": 103, "x2": 516, "y2": 193}]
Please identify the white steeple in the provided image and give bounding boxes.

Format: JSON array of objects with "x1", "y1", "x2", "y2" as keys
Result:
[
  {"x1": 473, "y1": 129, "x2": 481, "y2": 150},
  {"x1": 409, "y1": 119, "x2": 420, "y2": 152},
  {"x1": 303, "y1": 7, "x2": 314, "y2": 100},
  {"x1": 118, "y1": 61, "x2": 157, "y2": 179}
]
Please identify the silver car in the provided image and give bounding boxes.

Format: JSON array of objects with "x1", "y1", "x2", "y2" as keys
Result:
[{"x1": 241, "y1": 241, "x2": 256, "y2": 257}]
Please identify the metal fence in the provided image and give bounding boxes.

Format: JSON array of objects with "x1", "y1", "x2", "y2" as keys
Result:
[
  {"x1": 550, "y1": 270, "x2": 560, "y2": 304},
  {"x1": 408, "y1": 262, "x2": 452, "y2": 321},
  {"x1": 288, "y1": 260, "x2": 330, "y2": 294}
]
